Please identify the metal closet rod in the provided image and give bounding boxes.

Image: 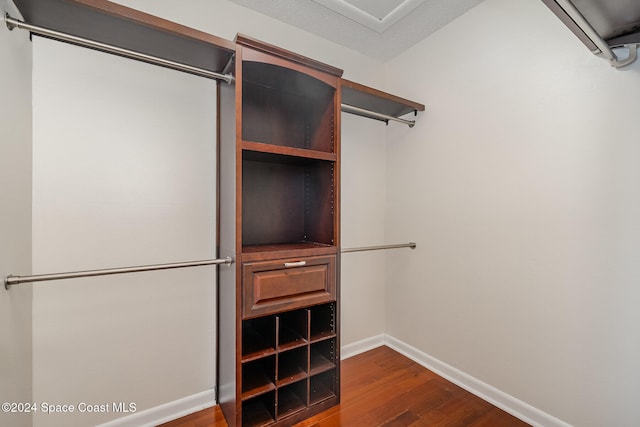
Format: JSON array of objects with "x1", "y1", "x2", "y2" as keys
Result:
[
  {"x1": 4, "y1": 257, "x2": 234, "y2": 289},
  {"x1": 341, "y1": 104, "x2": 416, "y2": 128},
  {"x1": 3, "y1": 14, "x2": 235, "y2": 83},
  {"x1": 341, "y1": 242, "x2": 416, "y2": 253}
]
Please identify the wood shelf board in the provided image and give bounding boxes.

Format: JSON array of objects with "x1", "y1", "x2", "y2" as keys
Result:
[
  {"x1": 309, "y1": 353, "x2": 336, "y2": 376},
  {"x1": 13, "y1": 0, "x2": 235, "y2": 74},
  {"x1": 242, "y1": 347, "x2": 277, "y2": 364},
  {"x1": 241, "y1": 243, "x2": 337, "y2": 263},
  {"x1": 309, "y1": 331, "x2": 336, "y2": 344},
  {"x1": 277, "y1": 339, "x2": 308, "y2": 353},
  {"x1": 242, "y1": 380, "x2": 276, "y2": 401},
  {"x1": 278, "y1": 326, "x2": 308, "y2": 350},
  {"x1": 242, "y1": 141, "x2": 336, "y2": 162},
  {"x1": 276, "y1": 368, "x2": 307, "y2": 388},
  {"x1": 341, "y1": 78, "x2": 425, "y2": 118}
]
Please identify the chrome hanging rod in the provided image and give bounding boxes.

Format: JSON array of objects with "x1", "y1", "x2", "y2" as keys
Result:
[
  {"x1": 553, "y1": 0, "x2": 638, "y2": 68},
  {"x1": 4, "y1": 257, "x2": 234, "y2": 289},
  {"x1": 3, "y1": 14, "x2": 235, "y2": 83},
  {"x1": 341, "y1": 104, "x2": 416, "y2": 128},
  {"x1": 341, "y1": 242, "x2": 416, "y2": 253}
]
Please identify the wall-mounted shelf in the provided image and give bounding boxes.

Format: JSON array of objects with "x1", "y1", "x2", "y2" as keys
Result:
[
  {"x1": 10, "y1": 0, "x2": 236, "y2": 77},
  {"x1": 341, "y1": 78, "x2": 425, "y2": 126}
]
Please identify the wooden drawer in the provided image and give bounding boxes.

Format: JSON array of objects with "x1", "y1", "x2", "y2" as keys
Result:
[{"x1": 243, "y1": 255, "x2": 336, "y2": 318}]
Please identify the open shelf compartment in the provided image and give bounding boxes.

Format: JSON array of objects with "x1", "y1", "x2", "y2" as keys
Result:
[
  {"x1": 309, "y1": 369, "x2": 337, "y2": 406},
  {"x1": 242, "y1": 151, "x2": 335, "y2": 248},
  {"x1": 242, "y1": 61, "x2": 336, "y2": 153},
  {"x1": 242, "y1": 356, "x2": 276, "y2": 401},
  {"x1": 276, "y1": 379, "x2": 308, "y2": 420},
  {"x1": 243, "y1": 316, "x2": 277, "y2": 362},
  {"x1": 243, "y1": 391, "x2": 276, "y2": 427},
  {"x1": 310, "y1": 303, "x2": 336, "y2": 342},
  {"x1": 277, "y1": 309, "x2": 309, "y2": 351},
  {"x1": 310, "y1": 338, "x2": 337, "y2": 376},
  {"x1": 277, "y1": 346, "x2": 308, "y2": 387}
]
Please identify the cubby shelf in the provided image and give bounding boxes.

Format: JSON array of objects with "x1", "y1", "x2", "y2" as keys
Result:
[
  {"x1": 239, "y1": 303, "x2": 338, "y2": 425},
  {"x1": 310, "y1": 353, "x2": 336, "y2": 377},
  {"x1": 309, "y1": 371, "x2": 337, "y2": 406},
  {"x1": 242, "y1": 394, "x2": 276, "y2": 427},
  {"x1": 242, "y1": 366, "x2": 276, "y2": 401}
]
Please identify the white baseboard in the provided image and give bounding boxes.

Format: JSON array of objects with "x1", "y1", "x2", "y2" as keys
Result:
[
  {"x1": 95, "y1": 389, "x2": 216, "y2": 427},
  {"x1": 97, "y1": 335, "x2": 571, "y2": 427},
  {"x1": 383, "y1": 335, "x2": 572, "y2": 427},
  {"x1": 341, "y1": 333, "x2": 385, "y2": 359}
]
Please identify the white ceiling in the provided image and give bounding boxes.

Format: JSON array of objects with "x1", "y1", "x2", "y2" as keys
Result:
[{"x1": 228, "y1": 0, "x2": 484, "y2": 60}]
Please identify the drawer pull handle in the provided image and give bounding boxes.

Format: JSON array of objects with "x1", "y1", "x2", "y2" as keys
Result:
[{"x1": 284, "y1": 261, "x2": 306, "y2": 268}]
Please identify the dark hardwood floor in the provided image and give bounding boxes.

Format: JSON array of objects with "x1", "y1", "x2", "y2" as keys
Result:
[{"x1": 159, "y1": 346, "x2": 529, "y2": 427}]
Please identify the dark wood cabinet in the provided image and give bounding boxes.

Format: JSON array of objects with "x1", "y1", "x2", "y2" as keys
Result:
[{"x1": 219, "y1": 35, "x2": 342, "y2": 426}]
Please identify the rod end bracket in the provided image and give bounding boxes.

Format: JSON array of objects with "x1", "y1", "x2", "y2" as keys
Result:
[
  {"x1": 409, "y1": 242, "x2": 417, "y2": 249},
  {"x1": 4, "y1": 275, "x2": 15, "y2": 290},
  {"x1": 5, "y1": 13, "x2": 17, "y2": 31}
]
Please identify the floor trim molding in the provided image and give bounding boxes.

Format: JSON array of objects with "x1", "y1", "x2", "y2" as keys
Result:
[
  {"x1": 341, "y1": 333, "x2": 386, "y2": 360},
  {"x1": 382, "y1": 335, "x2": 572, "y2": 427},
  {"x1": 95, "y1": 389, "x2": 216, "y2": 427}
]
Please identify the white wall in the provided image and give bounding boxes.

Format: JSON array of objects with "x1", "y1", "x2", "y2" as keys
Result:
[
  {"x1": 31, "y1": 38, "x2": 217, "y2": 426},
  {"x1": 340, "y1": 116, "x2": 387, "y2": 346},
  {"x1": 384, "y1": 0, "x2": 640, "y2": 426},
  {"x1": 28, "y1": 1, "x2": 388, "y2": 425},
  {"x1": 0, "y1": 1, "x2": 32, "y2": 427}
]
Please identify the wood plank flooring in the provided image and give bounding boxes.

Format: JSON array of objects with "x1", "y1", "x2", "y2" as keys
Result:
[{"x1": 159, "y1": 346, "x2": 529, "y2": 427}]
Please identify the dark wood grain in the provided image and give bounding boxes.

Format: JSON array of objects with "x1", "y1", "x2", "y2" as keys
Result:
[
  {"x1": 242, "y1": 256, "x2": 336, "y2": 319},
  {"x1": 160, "y1": 346, "x2": 529, "y2": 427}
]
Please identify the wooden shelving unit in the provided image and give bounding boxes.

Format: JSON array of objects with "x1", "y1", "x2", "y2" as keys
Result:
[{"x1": 218, "y1": 35, "x2": 343, "y2": 426}]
